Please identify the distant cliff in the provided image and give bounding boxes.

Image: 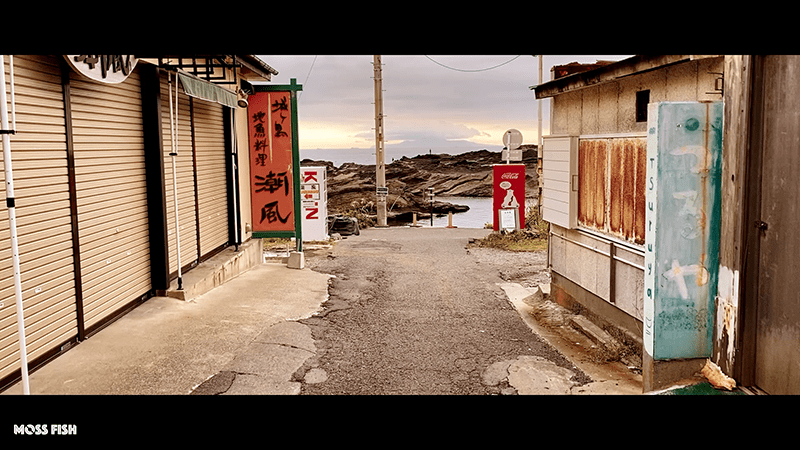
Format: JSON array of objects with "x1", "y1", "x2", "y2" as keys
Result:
[{"x1": 301, "y1": 148, "x2": 538, "y2": 224}]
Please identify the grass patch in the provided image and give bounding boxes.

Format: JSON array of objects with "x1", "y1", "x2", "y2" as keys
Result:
[
  {"x1": 471, "y1": 229, "x2": 548, "y2": 252},
  {"x1": 261, "y1": 237, "x2": 334, "y2": 252},
  {"x1": 471, "y1": 205, "x2": 549, "y2": 252}
]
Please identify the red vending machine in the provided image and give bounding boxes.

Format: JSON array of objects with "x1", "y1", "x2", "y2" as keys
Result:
[{"x1": 492, "y1": 164, "x2": 526, "y2": 231}]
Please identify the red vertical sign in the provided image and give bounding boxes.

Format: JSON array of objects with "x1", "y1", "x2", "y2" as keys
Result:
[
  {"x1": 492, "y1": 164, "x2": 526, "y2": 230},
  {"x1": 248, "y1": 91, "x2": 295, "y2": 233}
]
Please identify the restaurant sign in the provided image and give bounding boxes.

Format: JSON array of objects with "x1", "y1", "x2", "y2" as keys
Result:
[
  {"x1": 248, "y1": 80, "x2": 303, "y2": 241},
  {"x1": 64, "y1": 55, "x2": 138, "y2": 84}
]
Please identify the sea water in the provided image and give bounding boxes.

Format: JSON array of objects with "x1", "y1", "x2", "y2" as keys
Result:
[
  {"x1": 300, "y1": 146, "x2": 492, "y2": 168},
  {"x1": 409, "y1": 196, "x2": 538, "y2": 229},
  {"x1": 300, "y1": 147, "x2": 532, "y2": 229}
]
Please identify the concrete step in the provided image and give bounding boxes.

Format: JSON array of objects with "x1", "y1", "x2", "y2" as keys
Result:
[{"x1": 164, "y1": 239, "x2": 263, "y2": 301}]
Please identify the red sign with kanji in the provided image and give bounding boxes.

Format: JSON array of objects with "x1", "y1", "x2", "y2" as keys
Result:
[{"x1": 248, "y1": 91, "x2": 295, "y2": 233}]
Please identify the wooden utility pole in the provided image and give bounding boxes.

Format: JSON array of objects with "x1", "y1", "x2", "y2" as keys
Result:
[
  {"x1": 373, "y1": 55, "x2": 387, "y2": 227},
  {"x1": 537, "y1": 55, "x2": 544, "y2": 217}
]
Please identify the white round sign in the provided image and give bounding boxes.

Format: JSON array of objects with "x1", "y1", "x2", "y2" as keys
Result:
[
  {"x1": 503, "y1": 129, "x2": 523, "y2": 150},
  {"x1": 64, "y1": 55, "x2": 138, "y2": 84}
]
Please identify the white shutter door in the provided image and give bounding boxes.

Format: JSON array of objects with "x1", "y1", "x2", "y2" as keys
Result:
[
  {"x1": 161, "y1": 74, "x2": 199, "y2": 276},
  {"x1": 0, "y1": 55, "x2": 78, "y2": 381},
  {"x1": 70, "y1": 65, "x2": 151, "y2": 330},
  {"x1": 193, "y1": 99, "x2": 229, "y2": 256}
]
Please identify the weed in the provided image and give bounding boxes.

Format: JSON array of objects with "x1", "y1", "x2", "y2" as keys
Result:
[{"x1": 472, "y1": 204, "x2": 549, "y2": 252}]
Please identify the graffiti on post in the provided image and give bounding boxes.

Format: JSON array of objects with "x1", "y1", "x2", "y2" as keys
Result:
[{"x1": 644, "y1": 101, "x2": 722, "y2": 360}]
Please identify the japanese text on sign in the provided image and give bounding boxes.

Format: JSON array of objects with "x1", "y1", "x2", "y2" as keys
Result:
[{"x1": 248, "y1": 92, "x2": 295, "y2": 233}]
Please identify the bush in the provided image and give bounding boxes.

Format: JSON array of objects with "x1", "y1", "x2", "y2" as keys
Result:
[
  {"x1": 341, "y1": 198, "x2": 376, "y2": 228},
  {"x1": 470, "y1": 204, "x2": 549, "y2": 252}
]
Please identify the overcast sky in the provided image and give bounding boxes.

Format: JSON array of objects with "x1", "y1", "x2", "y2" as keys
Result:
[{"x1": 254, "y1": 55, "x2": 632, "y2": 160}]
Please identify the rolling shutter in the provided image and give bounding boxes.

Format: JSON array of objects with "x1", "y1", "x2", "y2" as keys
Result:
[
  {"x1": 69, "y1": 64, "x2": 151, "y2": 331},
  {"x1": 193, "y1": 99, "x2": 229, "y2": 256},
  {"x1": 0, "y1": 55, "x2": 78, "y2": 381},
  {"x1": 161, "y1": 73, "x2": 198, "y2": 276}
]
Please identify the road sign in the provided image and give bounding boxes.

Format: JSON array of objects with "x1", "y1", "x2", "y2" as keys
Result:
[
  {"x1": 502, "y1": 148, "x2": 523, "y2": 162},
  {"x1": 376, "y1": 186, "x2": 388, "y2": 196},
  {"x1": 503, "y1": 129, "x2": 523, "y2": 150}
]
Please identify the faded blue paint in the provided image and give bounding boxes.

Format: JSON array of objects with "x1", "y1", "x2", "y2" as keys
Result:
[{"x1": 643, "y1": 101, "x2": 723, "y2": 360}]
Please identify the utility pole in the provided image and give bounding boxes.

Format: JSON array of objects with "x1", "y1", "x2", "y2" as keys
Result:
[
  {"x1": 537, "y1": 55, "x2": 544, "y2": 217},
  {"x1": 373, "y1": 55, "x2": 387, "y2": 227}
]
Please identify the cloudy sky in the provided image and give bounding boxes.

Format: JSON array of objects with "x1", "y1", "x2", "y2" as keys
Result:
[{"x1": 254, "y1": 55, "x2": 632, "y2": 164}]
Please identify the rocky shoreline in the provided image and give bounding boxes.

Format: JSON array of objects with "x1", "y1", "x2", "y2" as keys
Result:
[{"x1": 301, "y1": 147, "x2": 539, "y2": 225}]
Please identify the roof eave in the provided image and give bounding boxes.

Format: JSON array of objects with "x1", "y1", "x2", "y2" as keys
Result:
[
  {"x1": 531, "y1": 55, "x2": 721, "y2": 99},
  {"x1": 238, "y1": 55, "x2": 279, "y2": 81}
]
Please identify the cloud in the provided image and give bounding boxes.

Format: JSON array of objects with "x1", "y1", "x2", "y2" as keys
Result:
[{"x1": 259, "y1": 54, "x2": 630, "y2": 153}]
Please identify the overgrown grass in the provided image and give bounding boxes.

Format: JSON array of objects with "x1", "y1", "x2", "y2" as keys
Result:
[
  {"x1": 339, "y1": 198, "x2": 376, "y2": 228},
  {"x1": 471, "y1": 205, "x2": 549, "y2": 252}
]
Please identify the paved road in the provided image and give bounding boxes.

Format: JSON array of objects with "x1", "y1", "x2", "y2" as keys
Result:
[{"x1": 298, "y1": 227, "x2": 592, "y2": 395}]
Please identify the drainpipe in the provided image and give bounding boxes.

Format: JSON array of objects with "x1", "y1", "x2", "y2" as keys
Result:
[{"x1": 1, "y1": 55, "x2": 30, "y2": 394}]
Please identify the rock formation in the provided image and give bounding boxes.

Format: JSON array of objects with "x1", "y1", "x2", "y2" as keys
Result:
[{"x1": 301, "y1": 147, "x2": 539, "y2": 225}]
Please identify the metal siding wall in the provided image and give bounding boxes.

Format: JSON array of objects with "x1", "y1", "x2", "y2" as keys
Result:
[
  {"x1": 161, "y1": 74, "x2": 198, "y2": 275},
  {"x1": 193, "y1": 100, "x2": 229, "y2": 256},
  {"x1": 0, "y1": 55, "x2": 78, "y2": 381},
  {"x1": 70, "y1": 66, "x2": 151, "y2": 330}
]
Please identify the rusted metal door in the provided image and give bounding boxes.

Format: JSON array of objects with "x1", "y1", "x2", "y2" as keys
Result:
[{"x1": 749, "y1": 56, "x2": 800, "y2": 395}]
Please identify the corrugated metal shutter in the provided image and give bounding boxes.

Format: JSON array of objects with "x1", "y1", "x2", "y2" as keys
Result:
[
  {"x1": 69, "y1": 65, "x2": 151, "y2": 331},
  {"x1": 0, "y1": 55, "x2": 78, "y2": 381},
  {"x1": 193, "y1": 99, "x2": 229, "y2": 256},
  {"x1": 161, "y1": 74, "x2": 198, "y2": 275}
]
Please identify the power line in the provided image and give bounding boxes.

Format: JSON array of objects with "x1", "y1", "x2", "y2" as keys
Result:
[
  {"x1": 423, "y1": 55, "x2": 522, "y2": 72},
  {"x1": 298, "y1": 55, "x2": 318, "y2": 99}
]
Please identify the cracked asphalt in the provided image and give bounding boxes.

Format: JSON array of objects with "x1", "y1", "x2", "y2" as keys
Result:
[{"x1": 297, "y1": 227, "x2": 592, "y2": 395}]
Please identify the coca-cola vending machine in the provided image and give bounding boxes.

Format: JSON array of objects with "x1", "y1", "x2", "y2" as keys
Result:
[{"x1": 492, "y1": 164, "x2": 526, "y2": 231}]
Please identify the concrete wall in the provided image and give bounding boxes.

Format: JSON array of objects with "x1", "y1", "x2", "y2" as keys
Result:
[{"x1": 549, "y1": 224, "x2": 644, "y2": 332}]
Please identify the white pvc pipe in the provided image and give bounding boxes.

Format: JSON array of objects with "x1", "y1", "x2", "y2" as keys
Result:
[
  {"x1": 9, "y1": 55, "x2": 15, "y2": 131},
  {"x1": 168, "y1": 71, "x2": 182, "y2": 289},
  {"x1": 1, "y1": 55, "x2": 30, "y2": 394}
]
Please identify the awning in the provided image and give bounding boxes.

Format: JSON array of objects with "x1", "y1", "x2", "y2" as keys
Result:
[{"x1": 177, "y1": 69, "x2": 239, "y2": 108}]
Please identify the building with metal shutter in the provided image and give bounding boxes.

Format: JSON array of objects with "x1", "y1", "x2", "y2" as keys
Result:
[{"x1": 0, "y1": 55, "x2": 277, "y2": 391}]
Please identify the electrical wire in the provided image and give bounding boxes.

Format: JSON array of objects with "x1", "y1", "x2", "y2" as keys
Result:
[
  {"x1": 424, "y1": 55, "x2": 522, "y2": 72},
  {"x1": 298, "y1": 55, "x2": 318, "y2": 99}
]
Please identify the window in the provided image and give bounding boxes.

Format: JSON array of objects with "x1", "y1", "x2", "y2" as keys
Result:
[
  {"x1": 578, "y1": 137, "x2": 646, "y2": 244},
  {"x1": 636, "y1": 90, "x2": 650, "y2": 122}
]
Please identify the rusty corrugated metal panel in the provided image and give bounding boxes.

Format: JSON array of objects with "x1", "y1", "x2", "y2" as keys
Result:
[
  {"x1": 578, "y1": 139, "x2": 607, "y2": 230},
  {"x1": 634, "y1": 139, "x2": 646, "y2": 244},
  {"x1": 578, "y1": 139, "x2": 607, "y2": 231},
  {"x1": 578, "y1": 137, "x2": 646, "y2": 245}
]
